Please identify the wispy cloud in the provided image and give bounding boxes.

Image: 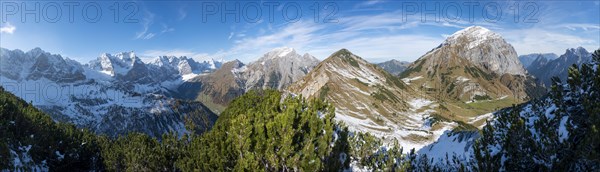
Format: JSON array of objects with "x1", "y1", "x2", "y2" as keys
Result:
[
  {"x1": 221, "y1": 20, "x2": 324, "y2": 62},
  {"x1": 135, "y1": 11, "x2": 156, "y2": 40},
  {"x1": 554, "y1": 23, "x2": 600, "y2": 31},
  {"x1": 218, "y1": 2, "x2": 598, "y2": 63},
  {"x1": 0, "y1": 22, "x2": 16, "y2": 34},
  {"x1": 354, "y1": 0, "x2": 386, "y2": 8},
  {"x1": 142, "y1": 33, "x2": 155, "y2": 40},
  {"x1": 135, "y1": 10, "x2": 176, "y2": 40},
  {"x1": 219, "y1": 11, "x2": 466, "y2": 62},
  {"x1": 160, "y1": 23, "x2": 175, "y2": 34},
  {"x1": 495, "y1": 1, "x2": 600, "y2": 55},
  {"x1": 178, "y1": 7, "x2": 187, "y2": 21},
  {"x1": 228, "y1": 32, "x2": 234, "y2": 40},
  {"x1": 132, "y1": 1, "x2": 596, "y2": 63},
  {"x1": 500, "y1": 26, "x2": 599, "y2": 55}
]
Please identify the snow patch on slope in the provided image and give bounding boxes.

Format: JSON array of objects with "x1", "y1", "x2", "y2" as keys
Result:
[
  {"x1": 417, "y1": 131, "x2": 478, "y2": 166},
  {"x1": 401, "y1": 76, "x2": 423, "y2": 85},
  {"x1": 468, "y1": 113, "x2": 494, "y2": 129},
  {"x1": 408, "y1": 98, "x2": 434, "y2": 110},
  {"x1": 456, "y1": 76, "x2": 470, "y2": 82},
  {"x1": 330, "y1": 63, "x2": 381, "y2": 85},
  {"x1": 334, "y1": 97, "x2": 459, "y2": 152}
]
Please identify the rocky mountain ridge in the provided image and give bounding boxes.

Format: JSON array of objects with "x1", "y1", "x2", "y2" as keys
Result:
[
  {"x1": 519, "y1": 53, "x2": 558, "y2": 68},
  {"x1": 287, "y1": 49, "x2": 462, "y2": 151},
  {"x1": 177, "y1": 47, "x2": 320, "y2": 113},
  {"x1": 526, "y1": 47, "x2": 592, "y2": 87}
]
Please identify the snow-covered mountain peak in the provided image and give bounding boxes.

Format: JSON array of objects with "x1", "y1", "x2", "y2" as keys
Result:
[
  {"x1": 235, "y1": 47, "x2": 319, "y2": 90},
  {"x1": 444, "y1": 26, "x2": 502, "y2": 48},
  {"x1": 151, "y1": 55, "x2": 185, "y2": 66},
  {"x1": 97, "y1": 52, "x2": 138, "y2": 65},
  {"x1": 273, "y1": 47, "x2": 296, "y2": 57},
  {"x1": 427, "y1": 26, "x2": 527, "y2": 76},
  {"x1": 450, "y1": 26, "x2": 498, "y2": 39},
  {"x1": 226, "y1": 59, "x2": 243, "y2": 65},
  {"x1": 114, "y1": 51, "x2": 136, "y2": 61},
  {"x1": 146, "y1": 55, "x2": 222, "y2": 78},
  {"x1": 89, "y1": 52, "x2": 143, "y2": 77},
  {"x1": 24, "y1": 48, "x2": 67, "y2": 64},
  {"x1": 0, "y1": 47, "x2": 87, "y2": 82},
  {"x1": 252, "y1": 47, "x2": 316, "y2": 69},
  {"x1": 94, "y1": 53, "x2": 114, "y2": 74},
  {"x1": 200, "y1": 58, "x2": 223, "y2": 70},
  {"x1": 26, "y1": 47, "x2": 46, "y2": 58},
  {"x1": 259, "y1": 47, "x2": 298, "y2": 61}
]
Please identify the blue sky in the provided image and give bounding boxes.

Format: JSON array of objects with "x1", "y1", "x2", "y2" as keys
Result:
[{"x1": 1, "y1": 0, "x2": 599, "y2": 63}]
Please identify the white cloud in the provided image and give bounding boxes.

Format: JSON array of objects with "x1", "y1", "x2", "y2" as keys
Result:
[
  {"x1": 135, "y1": 11, "x2": 156, "y2": 40},
  {"x1": 307, "y1": 35, "x2": 442, "y2": 62},
  {"x1": 364, "y1": 0, "x2": 385, "y2": 6},
  {"x1": 500, "y1": 27, "x2": 599, "y2": 55},
  {"x1": 161, "y1": 24, "x2": 175, "y2": 34},
  {"x1": 204, "y1": 3, "x2": 598, "y2": 63},
  {"x1": 222, "y1": 20, "x2": 324, "y2": 62},
  {"x1": 554, "y1": 23, "x2": 600, "y2": 31},
  {"x1": 224, "y1": 16, "x2": 598, "y2": 63},
  {"x1": 228, "y1": 32, "x2": 234, "y2": 40},
  {"x1": 178, "y1": 7, "x2": 187, "y2": 21},
  {"x1": 491, "y1": 1, "x2": 600, "y2": 55},
  {"x1": 0, "y1": 22, "x2": 16, "y2": 34},
  {"x1": 355, "y1": 0, "x2": 386, "y2": 8},
  {"x1": 220, "y1": 12, "x2": 458, "y2": 62},
  {"x1": 135, "y1": 11, "x2": 175, "y2": 40},
  {"x1": 142, "y1": 33, "x2": 155, "y2": 40}
]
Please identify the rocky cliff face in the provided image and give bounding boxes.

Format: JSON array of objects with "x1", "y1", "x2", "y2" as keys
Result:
[
  {"x1": 149, "y1": 55, "x2": 222, "y2": 77},
  {"x1": 442, "y1": 26, "x2": 527, "y2": 76},
  {"x1": 519, "y1": 53, "x2": 558, "y2": 68},
  {"x1": 1, "y1": 47, "x2": 86, "y2": 83},
  {"x1": 242, "y1": 47, "x2": 320, "y2": 90},
  {"x1": 527, "y1": 47, "x2": 592, "y2": 87},
  {"x1": 527, "y1": 55, "x2": 552, "y2": 73}
]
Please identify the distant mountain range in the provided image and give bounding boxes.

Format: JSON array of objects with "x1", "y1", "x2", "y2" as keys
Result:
[
  {"x1": 0, "y1": 46, "x2": 321, "y2": 136},
  {"x1": 518, "y1": 53, "x2": 558, "y2": 68},
  {"x1": 0, "y1": 48, "x2": 219, "y2": 137},
  {"x1": 526, "y1": 47, "x2": 592, "y2": 87},
  {"x1": 376, "y1": 59, "x2": 411, "y2": 75}
]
